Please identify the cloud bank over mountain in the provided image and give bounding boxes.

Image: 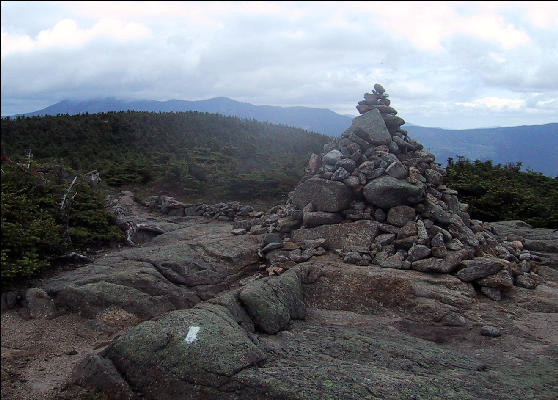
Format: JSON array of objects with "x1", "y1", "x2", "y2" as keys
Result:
[{"x1": 2, "y1": 2, "x2": 558, "y2": 129}]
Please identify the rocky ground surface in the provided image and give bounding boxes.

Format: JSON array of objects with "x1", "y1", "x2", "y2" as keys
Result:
[
  {"x1": 1, "y1": 193, "x2": 557, "y2": 400},
  {"x1": 2, "y1": 86, "x2": 557, "y2": 399}
]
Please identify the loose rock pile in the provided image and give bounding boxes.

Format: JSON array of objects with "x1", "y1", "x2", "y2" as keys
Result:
[
  {"x1": 145, "y1": 196, "x2": 262, "y2": 220},
  {"x1": 259, "y1": 84, "x2": 541, "y2": 300}
]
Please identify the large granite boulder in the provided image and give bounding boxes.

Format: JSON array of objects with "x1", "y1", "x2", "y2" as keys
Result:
[
  {"x1": 238, "y1": 268, "x2": 305, "y2": 334},
  {"x1": 344, "y1": 108, "x2": 392, "y2": 145},
  {"x1": 363, "y1": 176, "x2": 425, "y2": 209},
  {"x1": 105, "y1": 303, "x2": 266, "y2": 398},
  {"x1": 291, "y1": 177, "x2": 352, "y2": 212}
]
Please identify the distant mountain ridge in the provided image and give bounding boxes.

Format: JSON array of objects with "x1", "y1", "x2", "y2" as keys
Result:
[
  {"x1": 405, "y1": 123, "x2": 558, "y2": 177},
  {"x1": 21, "y1": 97, "x2": 353, "y2": 137},
  {"x1": 17, "y1": 97, "x2": 558, "y2": 176}
]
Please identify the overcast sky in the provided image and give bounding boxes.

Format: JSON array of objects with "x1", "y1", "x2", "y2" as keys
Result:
[{"x1": 2, "y1": 1, "x2": 558, "y2": 129}]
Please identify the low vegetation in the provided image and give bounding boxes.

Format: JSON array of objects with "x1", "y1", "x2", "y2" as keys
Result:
[
  {"x1": 1, "y1": 161, "x2": 122, "y2": 286},
  {"x1": 445, "y1": 157, "x2": 558, "y2": 228}
]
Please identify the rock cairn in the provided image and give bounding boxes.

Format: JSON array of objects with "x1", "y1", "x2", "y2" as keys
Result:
[{"x1": 258, "y1": 84, "x2": 540, "y2": 300}]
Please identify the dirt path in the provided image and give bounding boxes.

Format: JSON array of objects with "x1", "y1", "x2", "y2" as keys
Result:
[{"x1": 1, "y1": 307, "x2": 138, "y2": 400}]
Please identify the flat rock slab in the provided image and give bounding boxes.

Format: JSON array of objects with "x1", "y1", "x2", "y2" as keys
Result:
[
  {"x1": 42, "y1": 221, "x2": 261, "y2": 319},
  {"x1": 231, "y1": 312, "x2": 554, "y2": 400},
  {"x1": 74, "y1": 256, "x2": 558, "y2": 400},
  {"x1": 489, "y1": 221, "x2": 558, "y2": 253},
  {"x1": 99, "y1": 305, "x2": 558, "y2": 400},
  {"x1": 300, "y1": 259, "x2": 476, "y2": 317}
]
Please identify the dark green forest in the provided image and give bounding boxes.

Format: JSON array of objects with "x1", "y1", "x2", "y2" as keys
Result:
[
  {"x1": 445, "y1": 157, "x2": 558, "y2": 228},
  {"x1": 1, "y1": 111, "x2": 328, "y2": 285},
  {"x1": 1, "y1": 111, "x2": 329, "y2": 202}
]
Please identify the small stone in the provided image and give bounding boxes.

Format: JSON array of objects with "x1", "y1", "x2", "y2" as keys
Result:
[
  {"x1": 480, "y1": 287, "x2": 502, "y2": 301},
  {"x1": 438, "y1": 312, "x2": 468, "y2": 327},
  {"x1": 343, "y1": 252, "x2": 363, "y2": 265},
  {"x1": 343, "y1": 176, "x2": 361, "y2": 191},
  {"x1": 24, "y1": 288, "x2": 56, "y2": 319},
  {"x1": 282, "y1": 241, "x2": 300, "y2": 251},
  {"x1": 480, "y1": 325, "x2": 502, "y2": 337},
  {"x1": 477, "y1": 269, "x2": 513, "y2": 290},
  {"x1": 374, "y1": 208, "x2": 386, "y2": 222},
  {"x1": 385, "y1": 161, "x2": 407, "y2": 179},
  {"x1": 363, "y1": 176, "x2": 425, "y2": 209},
  {"x1": 250, "y1": 225, "x2": 267, "y2": 235},
  {"x1": 335, "y1": 158, "x2": 356, "y2": 173},
  {"x1": 424, "y1": 169, "x2": 443, "y2": 186},
  {"x1": 431, "y1": 246, "x2": 447, "y2": 258},
  {"x1": 332, "y1": 167, "x2": 350, "y2": 182},
  {"x1": 289, "y1": 249, "x2": 312, "y2": 263},
  {"x1": 407, "y1": 167, "x2": 425, "y2": 184},
  {"x1": 431, "y1": 232, "x2": 445, "y2": 247},
  {"x1": 447, "y1": 239, "x2": 464, "y2": 251},
  {"x1": 307, "y1": 153, "x2": 321, "y2": 174},
  {"x1": 263, "y1": 233, "x2": 283, "y2": 246},
  {"x1": 380, "y1": 253, "x2": 404, "y2": 269},
  {"x1": 375, "y1": 233, "x2": 396, "y2": 246},
  {"x1": 276, "y1": 217, "x2": 301, "y2": 233},
  {"x1": 300, "y1": 238, "x2": 327, "y2": 250},
  {"x1": 407, "y1": 244, "x2": 431, "y2": 262},
  {"x1": 393, "y1": 236, "x2": 416, "y2": 250},
  {"x1": 457, "y1": 257, "x2": 508, "y2": 282},
  {"x1": 292, "y1": 178, "x2": 352, "y2": 213},
  {"x1": 515, "y1": 273, "x2": 538, "y2": 289},
  {"x1": 422, "y1": 201, "x2": 451, "y2": 226},
  {"x1": 323, "y1": 149, "x2": 343, "y2": 166},
  {"x1": 416, "y1": 220, "x2": 428, "y2": 242},
  {"x1": 303, "y1": 211, "x2": 343, "y2": 228},
  {"x1": 397, "y1": 221, "x2": 417, "y2": 239},
  {"x1": 231, "y1": 228, "x2": 247, "y2": 235},
  {"x1": 261, "y1": 242, "x2": 283, "y2": 254},
  {"x1": 387, "y1": 205, "x2": 416, "y2": 227}
]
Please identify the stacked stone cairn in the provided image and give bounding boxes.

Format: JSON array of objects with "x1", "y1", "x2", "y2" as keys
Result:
[{"x1": 258, "y1": 84, "x2": 540, "y2": 300}]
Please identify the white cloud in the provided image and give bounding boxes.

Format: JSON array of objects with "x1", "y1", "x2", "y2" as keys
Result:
[
  {"x1": 1, "y1": 18, "x2": 150, "y2": 55},
  {"x1": 457, "y1": 97, "x2": 525, "y2": 111},
  {"x1": 336, "y1": 2, "x2": 531, "y2": 51}
]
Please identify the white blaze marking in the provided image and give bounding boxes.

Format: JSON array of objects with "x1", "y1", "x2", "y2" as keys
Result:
[{"x1": 184, "y1": 326, "x2": 200, "y2": 344}]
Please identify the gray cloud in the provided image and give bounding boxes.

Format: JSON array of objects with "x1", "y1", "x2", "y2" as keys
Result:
[{"x1": 2, "y1": 2, "x2": 557, "y2": 129}]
